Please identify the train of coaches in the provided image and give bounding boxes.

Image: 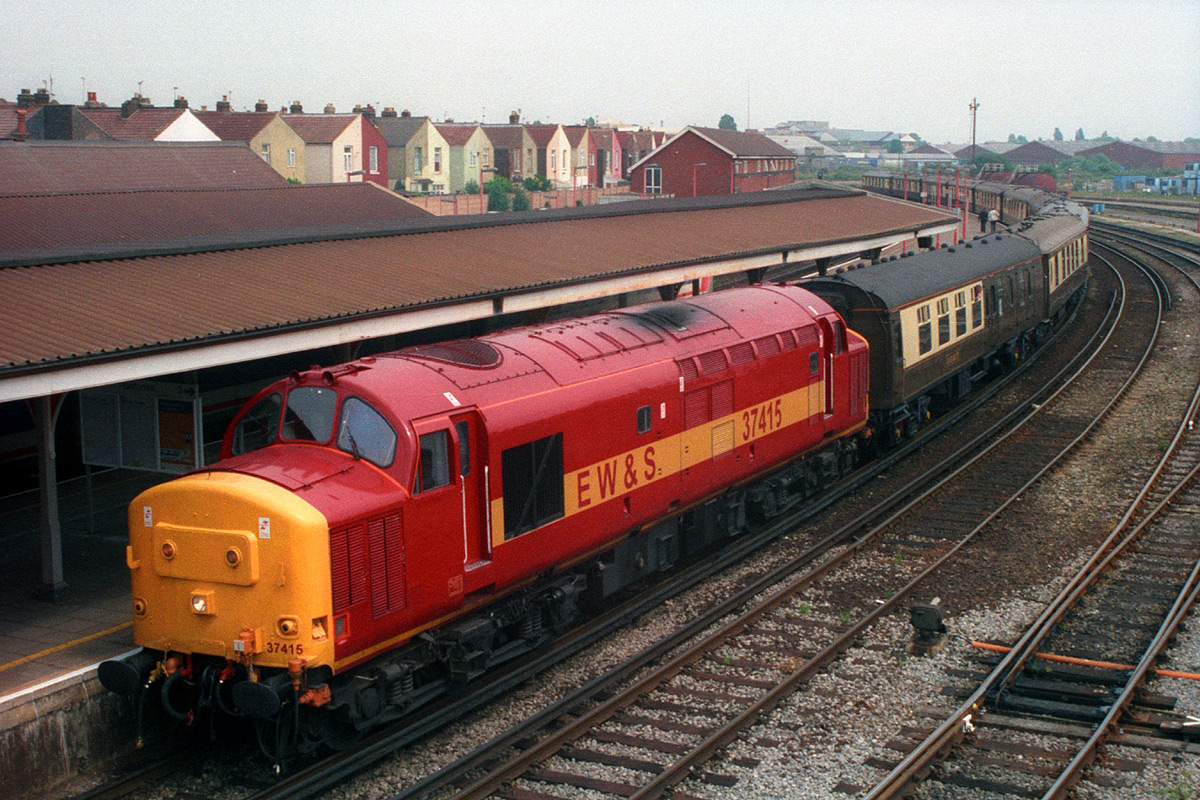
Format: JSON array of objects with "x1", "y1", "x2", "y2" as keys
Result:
[{"x1": 98, "y1": 177, "x2": 1089, "y2": 756}]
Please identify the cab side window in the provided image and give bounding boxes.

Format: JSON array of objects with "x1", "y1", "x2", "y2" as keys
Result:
[{"x1": 418, "y1": 430, "x2": 451, "y2": 492}]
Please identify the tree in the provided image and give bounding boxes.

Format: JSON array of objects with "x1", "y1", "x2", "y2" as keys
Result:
[
  {"x1": 464, "y1": 179, "x2": 480, "y2": 194},
  {"x1": 485, "y1": 176, "x2": 511, "y2": 211},
  {"x1": 973, "y1": 151, "x2": 1013, "y2": 170},
  {"x1": 1053, "y1": 127, "x2": 1064, "y2": 141},
  {"x1": 718, "y1": 114, "x2": 737, "y2": 131},
  {"x1": 1074, "y1": 128, "x2": 1085, "y2": 141},
  {"x1": 886, "y1": 140, "x2": 904, "y2": 154},
  {"x1": 1008, "y1": 133, "x2": 1028, "y2": 144},
  {"x1": 1147, "y1": 135, "x2": 1160, "y2": 142},
  {"x1": 512, "y1": 186, "x2": 531, "y2": 211},
  {"x1": 524, "y1": 175, "x2": 552, "y2": 192},
  {"x1": 585, "y1": 116, "x2": 596, "y2": 128}
]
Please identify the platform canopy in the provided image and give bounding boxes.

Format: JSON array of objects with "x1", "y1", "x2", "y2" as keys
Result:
[{"x1": 0, "y1": 184, "x2": 959, "y2": 404}]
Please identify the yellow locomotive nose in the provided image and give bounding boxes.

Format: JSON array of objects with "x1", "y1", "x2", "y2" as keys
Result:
[{"x1": 126, "y1": 471, "x2": 334, "y2": 671}]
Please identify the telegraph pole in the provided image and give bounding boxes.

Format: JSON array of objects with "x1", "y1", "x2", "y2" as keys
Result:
[{"x1": 969, "y1": 98, "x2": 980, "y2": 171}]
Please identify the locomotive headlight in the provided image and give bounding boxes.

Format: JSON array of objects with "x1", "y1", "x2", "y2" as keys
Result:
[{"x1": 190, "y1": 591, "x2": 214, "y2": 615}]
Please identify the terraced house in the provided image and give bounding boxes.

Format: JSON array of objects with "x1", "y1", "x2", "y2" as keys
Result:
[
  {"x1": 433, "y1": 123, "x2": 490, "y2": 193},
  {"x1": 193, "y1": 103, "x2": 306, "y2": 183},
  {"x1": 376, "y1": 110, "x2": 450, "y2": 193}
]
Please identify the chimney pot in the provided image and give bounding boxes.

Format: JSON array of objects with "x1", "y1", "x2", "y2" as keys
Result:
[
  {"x1": 216, "y1": 96, "x2": 232, "y2": 112},
  {"x1": 13, "y1": 108, "x2": 28, "y2": 140},
  {"x1": 323, "y1": 103, "x2": 336, "y2": 114}
]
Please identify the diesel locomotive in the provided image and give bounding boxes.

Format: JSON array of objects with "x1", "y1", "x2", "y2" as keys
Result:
[{"x1": 99, "y1": 184, "x2": 1088, "y2": 756}]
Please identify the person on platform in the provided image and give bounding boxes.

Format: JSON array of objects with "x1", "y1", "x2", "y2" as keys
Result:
[{"x1": 988, "y1": 208, "x2": 1000, "y2": 233}]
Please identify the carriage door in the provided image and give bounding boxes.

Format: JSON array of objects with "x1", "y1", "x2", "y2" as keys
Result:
[{"x1": 452, "y1": 410, "x2": 490, "y2": 570}]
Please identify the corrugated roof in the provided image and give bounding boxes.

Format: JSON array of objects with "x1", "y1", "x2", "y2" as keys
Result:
[
  {"x1": 0, "y1": 140, "x2": 287, "y2": 194},
  {"x1": 0, "y1": 183, "x2": 432, "y2": 260},
  {"x1": 0, "y1": 187, "x2": 957, "y2": 376},
  {"x1": 281, "y1": 114, "x2": 356, "y2": 143},
  {"x1": 435, "y1": 124, "x2": 480, "y2": 147},
  {"x1": 78, "y1": 107, "x2": 203, "y2": 140},
  {"x1": 191, "y1": 110, "x2": 277, "y2": 142}
]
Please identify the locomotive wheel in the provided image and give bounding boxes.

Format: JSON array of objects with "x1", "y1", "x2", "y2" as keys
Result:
[{"x1": 309, "y1": 709, "x2": 364, "y2": 751}]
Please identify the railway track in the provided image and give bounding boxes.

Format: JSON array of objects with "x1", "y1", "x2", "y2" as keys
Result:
[
  {"x1": 863, "y1": 227, "x2": 1200, "y2": 799},
  {"x1": 339, "y1": 256, "x2": 1149, "y2": 798}
]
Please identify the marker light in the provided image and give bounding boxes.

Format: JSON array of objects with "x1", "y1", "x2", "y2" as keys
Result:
[{"x1": 191, "y1": 594, "x2": 208, "y2": 613}]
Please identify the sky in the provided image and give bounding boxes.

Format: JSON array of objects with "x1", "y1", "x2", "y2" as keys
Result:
[{"x1": 2, "y1": 0, "x2": 1197, "y2": 144}]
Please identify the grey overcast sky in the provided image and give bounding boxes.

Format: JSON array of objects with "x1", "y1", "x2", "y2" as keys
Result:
[{"x1": 3, "y1": 0, "x2": 1197, "y2": 143}]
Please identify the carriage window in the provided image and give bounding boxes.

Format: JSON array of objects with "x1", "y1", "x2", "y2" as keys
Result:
[
  {"x1": 918, "y1": 322, "x2": 932, "y2": 355},
  {"x1": 281, "y1": 387, "x2": 337, "y2": 442},
  {"x1": 972, "y1": 286, "x2": 983, "y2": 329},
  {"x1": 938, "y1": 314, "x2": 950, "y2": 345},
  {"x1": 336, "y1": 397, "x2": 396, "y2": 467},
  {"x1": 418, "y1": 430, "x2": 451, "y2": 492},
  {"x1": 956, "y1": 307, "x2": 967, "y2": 336},
  {"x1": 456, "y1": 421, "x2": 470, "y2": 476},
  {"x1": 502, "y1": 433, "x2": 564, "y2": 538},
  {"x1": 637, "y1": 405, "x2": 652, "y2": 434},
  {"x1": 232, "y1": 393, "x2": 282, "y2": 454}
]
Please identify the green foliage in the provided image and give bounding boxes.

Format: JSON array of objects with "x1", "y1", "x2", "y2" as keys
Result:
[
  {"x1": 1008, "y1": 133, "x2": 1028, "y2": 144},
  {"x1": 464, "y1": 179, "x2": 480, "y2": 194},
  {"x1": 512, "y1": 186, "x2": 531, "y2": 211},
  {"x1": 974, "y1": 151, "x2": 1013, "y2": 169},
  {"x1": 1053, "y1": 127, "x2": 1064, "y2": 141},
  {"x1": 395, "y1": 179, "x2": 406, "y2": 192},
  {"x1": 1074, "y1": 127, "x2": 1085, "y2": 141},
  {"x1": 286, "y1": 177, "x2": 301, "y2": 185},
  {"x1": 585, "y1": 116, "x2": 596, "y2": 127},
  {"x1": 1186, "y1": 136, "x2": 1200, "y2": 143},
  {"x1": 1044, "y1": 153, "x2": 1122, "y2": 183},
  {"x1": 485, "y1": 176, "x2": 511, "y2": 211},
  {"x1": 718, "y1": 113, "x2": 737, "y2": 131},
  {"x1": 523, "y1": 175, "x2": 552, "y2": 192},
  {"x1": 1154, "y1": 779, "x2": 1199, "y2": 800},
  {"x1": 1147, "y1": 135, "x2": 1160, "y2": 142},
  {"x1": 885, "y1": 140, "x2": 904, "y2": 154}
]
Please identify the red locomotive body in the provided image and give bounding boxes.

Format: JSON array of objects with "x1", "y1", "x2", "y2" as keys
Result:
[{"x1": 102, "y1": 283, "x2": 868, "y2": 747}]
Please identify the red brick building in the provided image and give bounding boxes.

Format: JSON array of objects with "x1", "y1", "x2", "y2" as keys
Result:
[
  {"x1": 1079, "y1": 140, "x2": 1200, "y2": 171},
  {"x1": 629, "y1": 126, "x2": 796, "y2": 197}
]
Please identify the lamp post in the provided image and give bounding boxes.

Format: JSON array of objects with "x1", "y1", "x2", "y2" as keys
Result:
[{"x1": 692, "y1": 162, "x2": 707, "y2": 197}]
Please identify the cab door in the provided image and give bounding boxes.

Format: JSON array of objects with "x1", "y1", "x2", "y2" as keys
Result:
[
  {"x1": 406, "y1": 415, "x2": 468, "y2": 613},
  {"x1": 452, "y1": 409, "x2": 490, "y2": 572}
]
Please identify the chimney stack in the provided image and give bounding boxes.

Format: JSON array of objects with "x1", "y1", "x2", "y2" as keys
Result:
[
  {"x1": 32, "y1": 88, "x2": 51, "y2": 106},
  {"x1": 381, "y1": 107, "x2": 398, "y2": 118},
  {"x1": 323, "y1": 103, "x2": 336, "y2": 114},
  {"x1": 84, "y1": 91, "x2": 101, "y2": 108},
  {"x1": 509, "y1": 110, "x2": 520, "y2": 124},
  {"x1": 16, "y1": 88, "x2": 35, "y2": 108},
  {"x1": 289, "y1": 100, "x2": 303, "y2": 114},
  {"x1": 216, "y1": 94, "x2": 232, "y2": 112},
  {"x1": 174, "y1": 96, "x2": 189, "y2": 108},
  {"x1": 120, "y1": 94, "x2": 144, "y2": 118},
  {"x1": 13, "y1": 108, "x2": 28, "y2": 140},
  {"x1": 255, "y1": 99, "x2": 268, "y2": 112},
  {"x1": 362, "y1": 104, "x2": 376, "y2": 120},
  {"x1": 400, "y1": 109, "x2": 411, "y2": 118}
]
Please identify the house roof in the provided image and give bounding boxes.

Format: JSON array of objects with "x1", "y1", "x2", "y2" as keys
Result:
[
  {"x1": 686, "y1": 126, "x2": 796, "y2": 158},
  {"x1": 763, "y1": 133, "x2": 839, "y2": 156},
  {"x1": 0, "y1": 183, "x2": 432, "y2": 262},
  {"x1": 0, "y1": 187, "x2": 958, "y2": 387},
  {"x1": 526, "y1": 124, "x2": 562, "y2": 147},
  {"x1": 0, "y1": 141, "x2": 286, "y2": 194},
  {"x1": 910, "y1": 143, "x2": 952, "y2": 155},
  {"x1": 434, "y1": 124, "x2": 480, "y2": 147},
  {"x1": 1004, "y1": 140, "x2": 1074, "y2": 163},
  {"x1": 78, "y1": 106, "x2": 207, "y2": 140},
  {"x1": 480, "y1": 125, "x2": 526, "y2": 149},
  {"x1": 191, "y1": 110, "x2": 278, "y2": 142},
  {"x1": 373, "y1": 115, "x2": 427, "y2": 147},
  {"x1": 282, "y1": 113, "x2": 358, "y2": 143},
  {"x1": 563, "y1": 125, "x2": 590, "y2": 147}
]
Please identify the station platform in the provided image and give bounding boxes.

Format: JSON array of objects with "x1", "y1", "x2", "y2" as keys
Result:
[{"x1": 0, "y1": 468, "x2": 162, "y2": 698}]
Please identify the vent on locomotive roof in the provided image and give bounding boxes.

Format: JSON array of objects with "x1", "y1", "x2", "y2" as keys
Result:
[{"x1": 404, "y1": 340, "x2": 502, "y2": 368}]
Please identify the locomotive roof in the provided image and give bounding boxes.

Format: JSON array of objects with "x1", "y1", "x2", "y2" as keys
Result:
[{"x1": 806, "y1": 234, "x2": 1042, "y2": 309}]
